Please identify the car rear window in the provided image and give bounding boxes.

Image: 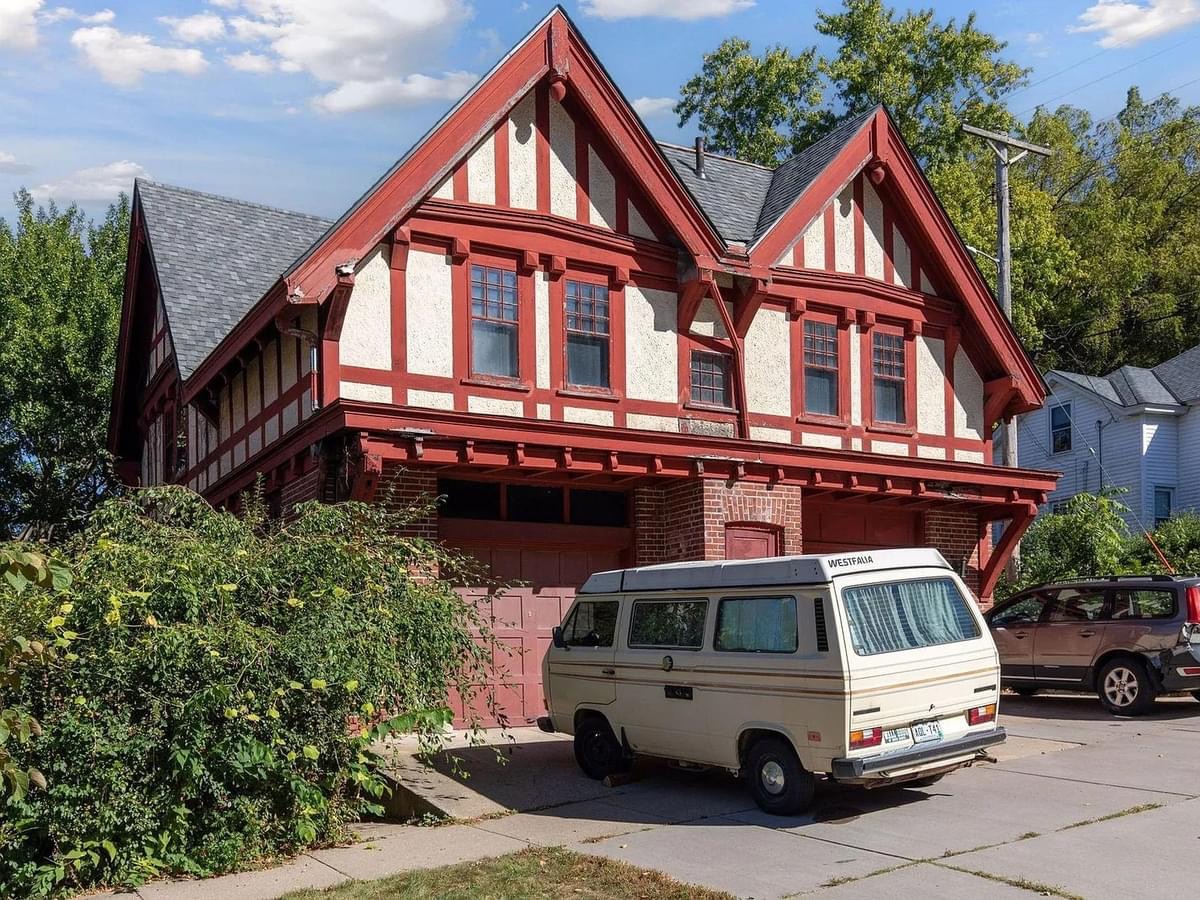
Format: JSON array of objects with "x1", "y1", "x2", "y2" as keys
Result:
[{"x1": 841, "y1": 577, "x2": 980, "y2": 656}]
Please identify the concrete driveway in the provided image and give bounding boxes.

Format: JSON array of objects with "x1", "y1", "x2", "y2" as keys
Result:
[{"x1": 410, "y1": 693, "x2": 1200, "y2": 899}]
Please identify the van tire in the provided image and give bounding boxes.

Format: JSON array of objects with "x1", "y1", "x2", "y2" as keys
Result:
[
  {"x1": 1096, "y1": 657, "x2": 1156, "y2": 716},
  {"x1": 574, "y1": 717, "x2": 628, "y2": 780},
  {"x1": 745, "y1": 736, "x2": 814, "y2": 816}
]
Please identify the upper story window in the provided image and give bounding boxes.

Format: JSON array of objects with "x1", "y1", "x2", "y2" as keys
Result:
[
  {"x1": 690, "y1": 350, "x2": 733, "y2": 408},
  {"x1": 1154, "y1": 486, "x2": 1173, "y2": 526},
  {"x1": 803, "y1": 321, "x2": 839, "y2": 417},
  {"x1": 1050, "y1": 403, "x2": 1072, "y2": 453},
  {"x1": 565, "y1": 280, "x2": 610, "y2": 389},
  {"x1": 871, "y1": 332, "x2": 906, "y2": 424},
  {"x1": 470, "y1": 264, "x2": 518, "y2": 378}
]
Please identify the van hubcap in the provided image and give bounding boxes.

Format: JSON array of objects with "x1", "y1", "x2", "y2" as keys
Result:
[
  {"x1": 760, "y1": 760, "x2": 786, "y2": 795},
  {"x1": 1103, "y1": 667, "x2": 1139, "y2": 707}
]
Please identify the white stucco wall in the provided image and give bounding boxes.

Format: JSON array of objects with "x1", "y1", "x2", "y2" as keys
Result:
[
  {"x1": 801, "y1": 431, "x2": 843, "y2": 449},
  {"x1": 775, "y1": 243, "x2": 794, "y2": 267},
  {"x1": 834, "y1": 184, "x2": 855, "y2": 274},
  {"x1": 587, "y1": 146, "x2": 617, "y2": 229},
  {"x1": 231, "y1": 371, "x2": 245, "y2": 431},
  {"x1": 744, "y1": 308, "x2": 791, "y2": 416},
  {"x1": 340, "y1": 381, "x2": 393, "y2": 403},
  {"x1": 467, "y1": 133, "x2": 496, "y2": 205},
  {"x1": 282, "y1": 400, "x2": 297, "y2": 434},
  {"x1": 625, "y1": 285, "x2": 678, "y2": 403},
  {"x1": 535, "y1": 271, "x2": 550, "y2": 389},
  {"x1": 508, "y1": 92, "x2": 537, "y2": 210},
  {"x1": 803, "y1": 213, "x2": 825, "y2": 269},
  {"x1": 281, "y1": 335, "x2": 298, "y2": 391},
  {"x1": 750, "y1": 425, "x2": 792, "y2": 443},
  {"x1": 953, "y1": 349, "x2": 985, "y2": 441},
  {"x1": 406, "y1": 249, "x2": 454, "y2": 377},
  {"x1": 407, "y1": 388, "x2": 455, "y2": 410},
  {"x1": 872, "y1": 440, "x2": 909, "y2": 456},
  {"x1": 849, "y1": 323, "x2": 862, "y2": 425},
  {"x1": 892, "y1": 224, "x2": 911, "y2": 289},
  {"x1": 549, "y1": 97, "x2": 576, "y2": 219},
  {"x1": 918, "y1": 445, "x2": 947, "y2": 459},
  {"x1": 536, "y1": 403, "x2": 551, "y2": 419},
  {"x1": 921, "y1": 271, "x2": 936, "y2": 296},
  {"x1": 468, "y1": 395, "x2": 524, "y2": 417},
  {"x1": 863, "y1": 180, "x2": 885, "y2": 280},
  {"x1": 628, "y1": 201, "x2": 654, "y2": 239},
  {"x1": 916, "y1": 335, "x2": 946, "y2": 435},
  {"x1": 245, "y1": 355, "x2": 262, "y2": 420},
  {"x1": 563, "y1": 406, "x2": 614, "y2": 426},
  {"x1": 690, "y1": 297, "x2": 730, "y2": 340},
  {"x1": 627, "y1": 413, "x2": 679, "y2": 432},
  {"x1": 431, "y1": 176, "x2": 453, "y2": 200},
  {"x1": 341, "y1": 244, "x2": 392, "y2": 371},
  {"x1": 262, "y1": 339, "x2": 279, "y2": 405}
]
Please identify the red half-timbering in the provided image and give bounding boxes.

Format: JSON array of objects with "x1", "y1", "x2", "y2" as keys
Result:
[{"x1": 109, "y1": 7, "x2": 1057, "y2": 727}]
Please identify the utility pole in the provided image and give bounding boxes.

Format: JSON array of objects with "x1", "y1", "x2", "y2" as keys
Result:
[{"x1": 962, "y1": 123, "x2": 1052, "y2": 577}]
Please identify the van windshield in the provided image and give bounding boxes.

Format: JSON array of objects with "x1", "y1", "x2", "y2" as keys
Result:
[{"x1": 841, "y1": 577, "x2": 979, "y2": 656}]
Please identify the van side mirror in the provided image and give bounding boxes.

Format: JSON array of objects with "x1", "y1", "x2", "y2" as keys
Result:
[{"x1": 552, "y1": 626, "x2": 568, "y2": 650}]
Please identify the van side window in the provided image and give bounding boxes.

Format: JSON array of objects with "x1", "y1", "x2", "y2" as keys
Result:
[
  {"x1": 715, "y1": 596, "x2": 798, "y2": 653},
  {"x1": 628, "y1": 599, "x2": 707, "y2": 649},
  {"x1": 561, "y1": 600, "x2": 618, "y2": 647}
]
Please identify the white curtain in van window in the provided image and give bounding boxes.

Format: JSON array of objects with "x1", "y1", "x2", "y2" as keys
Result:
[
  {"x1": 897, "y1": 579, "x2": 973, "y2": 646},
  {"x1": 843, "y1": 579, "x2": 977, "y2": 655},
  {"x1": 844, "y1": 584, "x2": 909, "y2": 655}
]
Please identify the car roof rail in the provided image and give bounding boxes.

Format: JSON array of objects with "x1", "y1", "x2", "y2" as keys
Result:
[{"x1": 1100, "y1": 574, "x2": 1180, "y2": 582}]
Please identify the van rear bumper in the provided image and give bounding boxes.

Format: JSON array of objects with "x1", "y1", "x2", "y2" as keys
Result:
[{"x1": 831, "y1": 727, "x2": 1006, "y2": 779}]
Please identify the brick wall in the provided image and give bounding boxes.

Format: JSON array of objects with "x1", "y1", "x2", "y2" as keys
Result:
[
  {"x1": 375, "y1": 463, "x2": 439, "y2": 540},
  {"x1": 280, "y1": 467, "x2": 321, "y2": 518},
  {"x1": 634, "y1": 478, "x2": 803, "y2": 563},
  {"x1": 924, "y1": 508, "x2": 985, "y2": 599}
]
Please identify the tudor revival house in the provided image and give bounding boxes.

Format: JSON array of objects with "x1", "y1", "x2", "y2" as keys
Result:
[{"x1": 110, "y1": 10, "x2": 1056, "y2": 722}]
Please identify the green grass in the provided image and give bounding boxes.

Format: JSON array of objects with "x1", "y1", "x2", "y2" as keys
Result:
[{"x1": 281, "y1": 847, "x2": 734, "y2": 900}]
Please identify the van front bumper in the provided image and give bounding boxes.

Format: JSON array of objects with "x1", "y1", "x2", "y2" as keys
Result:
[{"x1": 831, "y1": 727, "x2": 1007, "y2": 779}]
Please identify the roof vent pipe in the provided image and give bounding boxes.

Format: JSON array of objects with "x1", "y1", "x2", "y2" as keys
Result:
[{"x1": 695, "y1": 136, "x2": 706, "y2": 179}]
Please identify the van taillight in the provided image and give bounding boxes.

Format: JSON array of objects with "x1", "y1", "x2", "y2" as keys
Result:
[
  {"x1": 850, "y1": 728, "x2": 883, "y2": 749},
  {"x1": 1187, "y1": 586, "x2": 1200, "y2": 625},
  {"x1": 967, "y1": 704, "x2": 996, "y2": 726}
]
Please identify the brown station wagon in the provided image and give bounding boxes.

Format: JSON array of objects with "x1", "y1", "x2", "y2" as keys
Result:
[{"x1": 985, "y1": 575, "x2": 1200, "y2": 715}]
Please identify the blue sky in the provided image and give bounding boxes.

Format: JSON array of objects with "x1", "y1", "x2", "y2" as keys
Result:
[{"x1": 1, "y1": 0, "x2": 1199, "y2": 226}]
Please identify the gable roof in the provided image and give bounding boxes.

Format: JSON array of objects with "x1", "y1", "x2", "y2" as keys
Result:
[
  {"x1": 1050, "y1": 343, "x2": 1200, "y2": 410},
  {"x1": 136, "y1": 180, "x2": 332, "y2": 379},
  {"x1": 1152, "y1": 344, "x2": 1200, "y2": 402}
]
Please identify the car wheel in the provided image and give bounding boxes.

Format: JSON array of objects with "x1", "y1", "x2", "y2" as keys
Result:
[
  {"x1": 745, "y1": 736, "x2": 815, "y2": 816},
  {"x1": 1097, "y1": 658, "x2": 1157, "y2": 716},
  {"x1": 1011, "y1": 685, "x2": 1039, "y2": 697},
  {"x1": 1191, "y1": 689, "x2": 1200, "y2": 703},
  {"x1": 573, "y1": 717, "x2": 628, "y2": 780}
]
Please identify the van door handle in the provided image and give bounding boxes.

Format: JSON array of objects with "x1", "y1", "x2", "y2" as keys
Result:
[
  {"x1": 1078, "y1": 630, "x2": 1096, "y2": 637},
  {"x1": 601, "y1": 668, "x2": 615, "y2": 676}
]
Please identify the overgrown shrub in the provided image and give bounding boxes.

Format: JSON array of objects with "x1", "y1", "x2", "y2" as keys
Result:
[{"x1": 0, "y1": 487, "x2": 499, "y2": 897}]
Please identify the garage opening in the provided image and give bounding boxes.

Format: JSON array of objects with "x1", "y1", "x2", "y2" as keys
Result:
[{"x1": 802, "y1": 501, "x2": 921, "y2": 554}]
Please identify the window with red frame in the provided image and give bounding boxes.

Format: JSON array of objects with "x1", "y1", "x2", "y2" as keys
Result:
[
  {"x1": 872, "y1": 332, "x2": 906, "y2": 424},
  {"x1": 565, "y1": 279, "x2": 610, "y2": 388},
  {"x1": 690, "y1": 350, "x2": 733, "y2": 408},
  {"x1": 471, "y1": 264, "x2": 519, "y2": 378},
  {"x1": 803, "y1": 321, "x2": 839, "y2": 416}
]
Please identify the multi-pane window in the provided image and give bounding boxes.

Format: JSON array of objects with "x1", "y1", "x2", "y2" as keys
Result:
[
  {"x1": 1154, "y1": 487, "x2": 1173, "y2": 525},
  {"x1": 565, "y1": 280, "x2": 610, "y2": 388},
  {"x1": 690, "y1": 350, "x2": 732, "y2": 408},
  {"x1": 470, "y1": 264, "x2": 518, "y2": 378},
  {"x1": 803, "y1": 321, "x2": 839, "y2": 416},
  {"x1": 1050, "y1": 404, "x2": 1072, "y2": 453},
  {"x1": 871, "y1": 332, "x2": 906, "y2": 424}
]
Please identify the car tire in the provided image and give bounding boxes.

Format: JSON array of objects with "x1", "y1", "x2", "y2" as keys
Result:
[
  {"x1": 1191, "y1": 689, "x2": 1200, "y2": 703},
  {"x1": 1011, "y1": 685, "x2": 1039, "y2": 697},
  {"x1": 1096, "y1": 657, "x2": 1157, "y2": 716},
  {"x1": 745, "y1": 736, "x2": 815, "y2": 816},
  {"x1": 573, "y1": 717, "x2": 628, "y2": 780}
]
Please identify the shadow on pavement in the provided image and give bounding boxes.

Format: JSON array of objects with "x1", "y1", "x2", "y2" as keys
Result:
[{"x1": 1002, "y1": 691, "x2": 1200, "y2": 722}]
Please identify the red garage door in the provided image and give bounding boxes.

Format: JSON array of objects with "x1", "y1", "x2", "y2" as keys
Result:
[
  {"x1": 803, "y1": 502, "x2": 921, "y2": 554},
  {"x1": 440, "y1": 518, "x2": 631, "y2": 727}
]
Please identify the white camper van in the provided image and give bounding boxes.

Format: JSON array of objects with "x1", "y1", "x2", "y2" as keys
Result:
[{"x1": 539, "y1": 548, "x2": 1005, "y2": 815}]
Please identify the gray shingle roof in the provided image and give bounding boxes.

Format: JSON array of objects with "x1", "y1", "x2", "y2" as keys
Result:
[
  {"x1": 658, "y1": 143, "x2": 774, "y2": 245},
  {"x1": 136, "y1": 179, "x2": 332, "y2": 379},
  {"x1": 1051, "y1": 356, "x2": 1197, "y2": 409},
  {"x1": 1152, "y1": 344, "x2": 1200, "y2": 402}
]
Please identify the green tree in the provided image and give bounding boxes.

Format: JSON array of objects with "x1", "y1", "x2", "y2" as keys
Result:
[
  {"x1": 1013, "y1": 493, "x2": 1133, "y2": 591},
  {"x1": 0, "y1": 191, "x2": 128, "y2": 539}
]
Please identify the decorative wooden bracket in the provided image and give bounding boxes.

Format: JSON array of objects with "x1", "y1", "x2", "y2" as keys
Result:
[
  {"x1": 732, "y1": 275, "x2": 771, "y2": 338},
  {"x1": 857, "y1": 309, "x2": 876, "y2": 330},
  {"x1": 548, "y1": 12, "x2": 570, "y2": 100},
  {"x1": 789, "y1": 297, "x2": 806, "y2": 320},
  {"x1": 547, "y1": 255, "x2": 566, "y2": 279},
  {"x1": 349, "y1": 435, "x2": 383, "y2": 502},
  {"x1": 610, "y1": 266, "x2": 630, "y2": 290},
  {"x1": 390, "y1": 226, "x2": 411, "y2": 272},
  {"x1": 979, "y1": 500, "x2": 1038, "y2": 601},
  {"x1": 322, "y1": 266, "x2": 357, "y2": 343},
  {"x1": 519, "y1": 249, "x2": 538, "y2": 275},
  {"x1": 450, "y1": 237, "x2": 469, "y2": 264},
  {"x1": 985, "y1": 375, "x2": 1020, "y2": 427},
  {"x1": 677, "y1": 267, "x2": 715, "y2": 333}
]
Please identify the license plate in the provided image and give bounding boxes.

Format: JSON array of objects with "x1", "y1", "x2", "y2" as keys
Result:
[
  {"x1": 883, "y1": 727, "x2": 911, "y2": 744},
  {"x1": 911, "y1": 719, "x2": 942, "y2": 744}
]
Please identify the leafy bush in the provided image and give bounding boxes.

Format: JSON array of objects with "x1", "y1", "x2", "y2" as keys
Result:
[
  {"x1": 0, "y1": 487, "x2": 498, "y2": 897},
  {"x1": 1127, "y1": 511, "x2": 1200, "y2": 576},
  {"x1": 1012, "y1": 492, "x2": 1134, "y2": 591}
]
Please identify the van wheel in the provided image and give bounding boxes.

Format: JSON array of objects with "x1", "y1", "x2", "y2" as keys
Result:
[
  {"x1": 574, "y1": 717, "x2": 628, "y2": 780},
  {"x1": 1097, "y1": 658, "x2": 1156, "y2": 716},
  {"x1": 746, "y1": 736, "x2": 815, "y2": 816}
]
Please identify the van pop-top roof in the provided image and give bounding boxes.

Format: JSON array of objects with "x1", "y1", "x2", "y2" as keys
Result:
[{"x1": 578, "y1": 548, "x2": 952, "y2": 594}]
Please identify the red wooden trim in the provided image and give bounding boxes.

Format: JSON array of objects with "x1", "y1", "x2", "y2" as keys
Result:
[
  {"x1": 979, "y1": 501, "x2": 1036, "y2": 600},
  {"x1": 452, "y1": 162, "x2": 468, "y2": 203},
  {"x1": 390, "y1": 231, "x2": 409, "y2": 378},
  {"x1": 822, "y1": 204, "x2": 835, "y2": 272},
  {"x1": 493, "y1": 120, "x2": 510, "y2": 209},
  {"x1": 535, "y1": 81, "x2": 550, "y2": 214}
]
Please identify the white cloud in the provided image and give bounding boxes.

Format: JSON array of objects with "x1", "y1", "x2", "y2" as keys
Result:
[
  {"x1": 581, "y1": 0, "x2": 755, "y2": 20},
  {"x1": 225, "y1": 50, "x2": 274, "y2": 73},
  {"x1": 632, "y1": 96, "x2": 675, "y2": 118},
  {"x1": 42, "y1": 6, "x2": 115, "y2": 25},
  {"x1": 313, "y1": 70, "x2": 479, "y2": 114},
  {"x1": 32, "y1": 160, "x2": 147, "y2": 202},
  {"x1": 70, "y1": 26, "x2": 208, "y2": 87},
  {"x1": 222, "y1": 0, "x2": 479, "y2": 113},
  {"x1": 1024, "y1": 31, "x2": 1045, "y2": 44},
  {"x1": 0, "y1": 0, "x2": 42, "y2": 50},
  {"x1": 1072, "y1": 0, "x2": 1200, "y2": 48},
  {"x1": 158, "y1": 12, "x2": 226, "y2": 42},
  {"x1": 208, "y1": 0, "x2": 240, "y2": 8},
  {"x1": 0, "y1": 151, "x2": 34, "y2": 175}
]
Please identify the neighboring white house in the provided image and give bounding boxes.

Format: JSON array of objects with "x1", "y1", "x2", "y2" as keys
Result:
[{"x1": 1011, "y1": 345, "x2": 1200, "y2": 531}]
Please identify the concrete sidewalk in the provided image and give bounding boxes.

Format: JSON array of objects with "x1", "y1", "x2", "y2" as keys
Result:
[{"x1": 97, "y1": 694, "x2": 1200, "y2": 900}]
